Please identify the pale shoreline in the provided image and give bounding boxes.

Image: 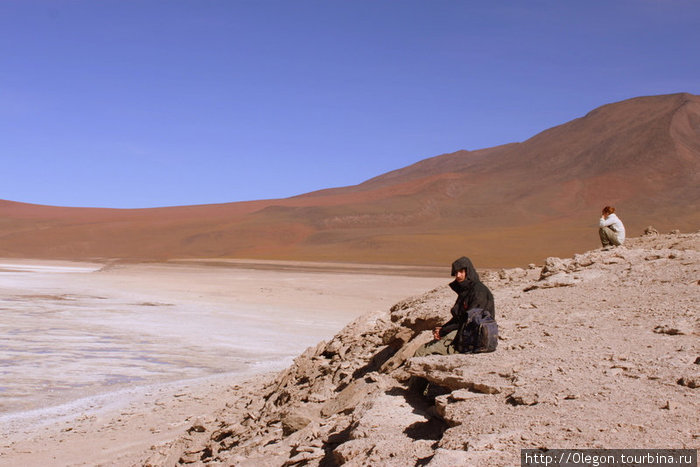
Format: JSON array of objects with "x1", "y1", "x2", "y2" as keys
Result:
[
  {"x1": 2, "y1": 363, "x2": 290, "y2": 467},
  {"x1": 1, "y1": 371, "x2": 274, "y2": 467},
  {"x1": 0, "y1": 257, "x2": 447, "y2": 277},
  {"x1": 0, "y1": 258, "x2": 446, "y2": 467}
]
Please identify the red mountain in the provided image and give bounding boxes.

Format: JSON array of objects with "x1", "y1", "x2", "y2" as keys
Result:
[{"x1": 1, "y1": 93, "x2": 698, "y2": 267}]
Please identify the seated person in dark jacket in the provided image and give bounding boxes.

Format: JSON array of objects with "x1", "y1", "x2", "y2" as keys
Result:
[{"x1": 414, "y1": 256, "x2": 495, "y2": 357}]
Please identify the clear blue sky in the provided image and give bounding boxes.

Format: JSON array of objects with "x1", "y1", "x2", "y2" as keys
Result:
[{"x1": 2, "y1": 1, "x2": 699, "y2": 208}]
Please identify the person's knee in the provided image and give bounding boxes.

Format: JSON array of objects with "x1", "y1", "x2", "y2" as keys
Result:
[{"x1": 414, "y1": 342, "x2": 433, "y2": 357}]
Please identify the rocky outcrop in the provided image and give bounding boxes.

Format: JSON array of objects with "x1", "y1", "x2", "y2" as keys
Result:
[{"x1": 145, "y1": 232, "x2": 700, "y2": 466}]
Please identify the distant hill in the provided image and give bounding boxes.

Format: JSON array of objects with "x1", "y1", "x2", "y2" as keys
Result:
[{"x1": 1, "y1": 93, "x2": 699, "y2": 267}]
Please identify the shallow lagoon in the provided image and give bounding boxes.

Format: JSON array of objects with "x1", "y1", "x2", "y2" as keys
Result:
[{"x1": 0, "y1": 260, "x2": 444, "y2": 418}]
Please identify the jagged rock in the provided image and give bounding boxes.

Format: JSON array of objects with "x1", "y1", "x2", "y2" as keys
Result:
[
  {"x1": 510, "y1": 267, "x2": 526, "y2": 277},
  {"x1": 500, "y1": 267, "x2": 527, "y2": 282},
  {"x1": 333, "y1": 439, "x2": 373, "y2": 464},
  {"x1": 389, "y1": 288, "x2": 449, "y2": 333},
  {"x1": 525, "y1": 272, "x2": 576, "y2": 291},
  {"x1": 540, "y1": 257, "x2": 568, "y2": 279},
  {"x1": 406, "y1": 356, "x2": 513, "y2": 393},
  {"x1": 320, "y1": 377, "x2": 378, "y2": 417},
  {"x1": 507, "y1": 390, "x2": 539, "y2": 406},
  {"x1": 662, "y1": 400, "x2": 680, "y2": 410},
  {"x1": 381, "y1": 325, "x2": 413, "y2": 347},
  {"x1": 677, "y1": 376, "x2": 699, "y2": 389},
  {"x1": 542, "y1": 272, "x2": 576, "y2": 287},
  {"x1": 572, "y1": 253, "x2": 595, "y2": 268},
  {"x1": 281, "y1": 411, "x2": 316, "y2": 436},
  {"x1": 283, "y1": 447, "x2": 324, "y2": 466},
  {"x1": 449, "y1": 389, "x2": 488, "y2": 401},
  {"x1": 143, "y1": 438, "x2": 196, "y2": 466},
  {"x1": 323, "y1": 338, "x2": 343, "y2": 357},
  {"x1": 380, "y1": 330, "x2": 433, "y2": 374},
  {"x1": 312, "y1": 339, "x2": 327, "y2": 357},
  {"x1": 334, "y1": 438, "x2": 434, "y2": 466},
  {"x1": 349, "y1": 390, "x2": 436, "y2": 444},
  {"x1": 304, "y1": 388, "x2": 332, "y2": 403},
  {"x1": 653, "y1": 325, "x2": 684, "y2": 335},
  {"x1": 644, "y1": 226, "x2": 659, "y2": 236},
  {"x1": 187, "y1": 418, "x2": 208, "y2": 433},
  {"x1": 426, "y1": 448, "x2": 473, "y2": 466},
  {"x1": 179, "y1": 448, "x2": 207, "y2": 464}
]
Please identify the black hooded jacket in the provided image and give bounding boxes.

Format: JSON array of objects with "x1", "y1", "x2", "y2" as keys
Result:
[{"x1": 439, "y1": 256, "x2": 495, "y2": 337}]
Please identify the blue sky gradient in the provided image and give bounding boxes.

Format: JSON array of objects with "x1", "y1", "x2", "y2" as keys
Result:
[{"x1": 2, "y1": 0, "x2": 699, "y2": 208}]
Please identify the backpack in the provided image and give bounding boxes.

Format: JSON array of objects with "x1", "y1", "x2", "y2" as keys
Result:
[{"x1": 457, "y1": 308, "x2": 498, "y2": 353}]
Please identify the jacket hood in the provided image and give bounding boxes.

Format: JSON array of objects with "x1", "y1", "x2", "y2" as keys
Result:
[{"x1": 450, "y1": 256, "x2": 479, "y2": 282}]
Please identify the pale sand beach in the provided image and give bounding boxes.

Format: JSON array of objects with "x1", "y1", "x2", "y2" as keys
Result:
[{"x1": 0, "y1": 259, "x2": 445, "y2": 466}]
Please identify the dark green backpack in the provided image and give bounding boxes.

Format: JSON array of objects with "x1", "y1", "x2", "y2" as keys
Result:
[{"x1": 457, "y1": 308, "x2": 498, "y2": 353}]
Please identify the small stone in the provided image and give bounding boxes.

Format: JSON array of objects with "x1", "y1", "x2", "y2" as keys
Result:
[
  {"x1": 653, "y1": 325, "x2": 684, "y2": 335},
  {"x1": 539, "y1": 257, "x2": 568, "y2": 279},
  {"x1": 643, "y1": 226, "x2": 659, "y2": 236},
  {"x1": 662, "y1": 400, "x2": 680, "y2": 410},
  {"x1": 324, "y1": 339, "x2": 342, "y2": 356},
  {"x1": 677, "y1": 376, "x2": 699, "y2": 389},
  {"x1": 507, "y1": 390, "x2": 539, "y2": 406},
  {"x1": 366, "y1": 373, "x2": 380, "y2": 383},
  {"x1": 281, "y1": 413, "x2": 313, "y2": 436},
  {"x1": 284, "y1": 446, "x2": 325, "y2": 465},
  {"x1": 187, "y1": 419, "x2": 207, "y2": 433},
  {"x1": 306, "y1": 392, "x2": 328, "y2": 403}
]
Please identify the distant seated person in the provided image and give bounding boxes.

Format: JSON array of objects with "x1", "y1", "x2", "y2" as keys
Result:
[
  {"x1": 599, "y1": 205, "x2": 626, "y2": 248},
  {"x1": 414, "y1": 256, "x2": 497, "y2": 357}
]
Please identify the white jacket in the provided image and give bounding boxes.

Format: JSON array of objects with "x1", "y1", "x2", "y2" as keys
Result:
[{"x1": 599, "y1": 213, "x2": 626, "y2": 243}]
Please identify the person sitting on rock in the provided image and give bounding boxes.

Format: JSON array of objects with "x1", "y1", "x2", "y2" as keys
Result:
[
  {"x1": 414, "y1": 256, "x2": 495, "y2": 357},
  {"x1": 599, "y1": 205, "x2": 626, "y2": 248}
]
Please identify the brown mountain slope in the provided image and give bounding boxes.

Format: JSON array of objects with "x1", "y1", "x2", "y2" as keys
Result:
[{"x1": 1, "y1": 93, "x2": 699, "y2": 266}]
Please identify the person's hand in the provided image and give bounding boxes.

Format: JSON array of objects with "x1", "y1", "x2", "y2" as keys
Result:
[{"x1": 433, "y1": 327, "x2": 442, "y2": 340}]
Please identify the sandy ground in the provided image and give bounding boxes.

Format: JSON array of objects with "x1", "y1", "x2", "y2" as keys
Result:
[{"x1": 0, "y1": 259, "x2": 445, "y2": 467}]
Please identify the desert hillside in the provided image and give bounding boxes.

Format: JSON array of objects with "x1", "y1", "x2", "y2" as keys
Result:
[
  {"x1": 1, "y1": 93, "x2": 699, "y2": 267},
  {"x1": 144, "y1": 230, "x2": 699, "y2": 466}
]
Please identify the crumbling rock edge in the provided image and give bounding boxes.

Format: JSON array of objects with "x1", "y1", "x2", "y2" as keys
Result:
[{"x1": 144, "y1": 231, "x2": 699, "y2": 466}]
